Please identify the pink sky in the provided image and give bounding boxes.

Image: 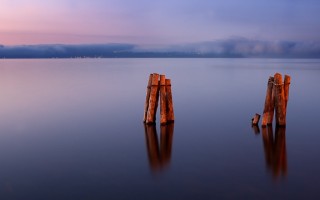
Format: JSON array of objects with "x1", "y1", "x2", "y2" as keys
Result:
[{"x1": 1, "y1": 0, "x2": 319, "y2": 45}]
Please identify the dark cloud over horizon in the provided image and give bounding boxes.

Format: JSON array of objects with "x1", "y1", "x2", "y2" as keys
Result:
[{"x1": 1, "y1": 38, "x2": 320, "y2": 58}]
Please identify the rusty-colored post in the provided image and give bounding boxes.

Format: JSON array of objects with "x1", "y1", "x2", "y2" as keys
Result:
[
  {"x1": 274, "y1": 73, "x2": 286, "y2": 126},
  {"x1": 268, "y1": 82, "x2": 275, "y2": 125},
  {"x1": 284, "y1": 75, "x2": 291, "y2": 109},
  {"x1": 165, "y1": 79, "x2": 175, "y2": 122},
  {"x1": 252, "y1": 113, "x2": 261, "y2": 125},
  {"x1": 262, "y1": 77, "x2": 274, "y2": 127},
  {"x1": 146, "y1": 73, "x2": 160, "y2": 124},
  {"x1": 159, "y1": 75, "x2": 167, "y2": 125},
  {"x1": 143, "y1": 74, "x2": 153, "y2": 123}
]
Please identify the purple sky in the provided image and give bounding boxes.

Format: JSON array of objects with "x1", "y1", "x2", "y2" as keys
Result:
[{"x1": 1, "y1": 0, "x2": 320, "y2": 45}]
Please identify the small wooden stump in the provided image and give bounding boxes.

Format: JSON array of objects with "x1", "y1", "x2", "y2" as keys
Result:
[
  {"x1": 165, "y1": 79, "x2": 175, "y2": 123},
  {"x1": 252, "y1": 113, "x2": 261, "y2": 125},
  {"x1": 146, "y1": 73, "x2": 160, "y2": 124},
  {"x1": 274, "y1": 73, "x2": 286, "y2": 126},
  {"x1": 262, "y1": 77, "x2": 274, "y2": 127}
]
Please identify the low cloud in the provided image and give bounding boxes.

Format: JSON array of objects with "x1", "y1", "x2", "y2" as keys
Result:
[
  {"x1": 151, "y1": 38, "x2": 320, "y2": 58},
  {"x1": 1, "y1": 38, "x2": 320, "y2": 58},
  {"x1": 0, "y1": 44, "x2": 136, "y2": 58}
]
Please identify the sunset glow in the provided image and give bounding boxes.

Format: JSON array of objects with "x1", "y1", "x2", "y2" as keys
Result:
[{"x1": 1, "y1": 0, "x2": 320, "y2": 45}]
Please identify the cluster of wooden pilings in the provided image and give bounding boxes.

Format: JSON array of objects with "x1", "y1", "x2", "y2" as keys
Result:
[
  {"x1": 252, "y1": 73, "x2": 291, "y2": 127},
  {"x1": 143, "y1": 73, "x2": 174, "y2": 125}
]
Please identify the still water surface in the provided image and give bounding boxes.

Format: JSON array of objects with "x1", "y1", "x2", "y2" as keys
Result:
[{"x1": 0, "y1": 58, "x2": 319, "y2": 199}]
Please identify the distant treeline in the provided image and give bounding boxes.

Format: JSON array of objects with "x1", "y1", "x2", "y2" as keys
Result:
[{"x1": 1, "y1": 38, "x2": 320, "y2": 58}]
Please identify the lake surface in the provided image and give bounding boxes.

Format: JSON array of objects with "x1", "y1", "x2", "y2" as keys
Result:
[{"x1": 0, "y1": 58, "x2": 320, "y2": 199}]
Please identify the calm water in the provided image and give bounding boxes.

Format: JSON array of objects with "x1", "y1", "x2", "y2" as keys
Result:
[{"x1": 0, "y1": 58, "x2": 320, "y2": 200}]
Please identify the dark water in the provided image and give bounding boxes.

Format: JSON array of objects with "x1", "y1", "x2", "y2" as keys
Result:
[{"x1": 0, "y1": 58, "x2": 319, "y2": 200}]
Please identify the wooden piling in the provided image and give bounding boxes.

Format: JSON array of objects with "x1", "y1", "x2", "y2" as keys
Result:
[
  {"x1": 274, "y1": 73, "x2": 286, "y2": 126},
  {"x1": 143, "y1": 74, "x2": 153, "y2": 123},
  {"x1": 252, "y1": 113, "x2": 261, "y2": 125},
  {"x1": 165, "y1": 79, "x2": 175, "y2": 122},
  {"x1": 146, "y1": 73, "x2": 160, "y2": 124},
  {"x1": 262, "y1": 77, "x2": 274, "y2": 127},
  {"x1": 268, "y1": 82, "x2": 275, "y2": 125},
  {"x1": 159, "y1": 75, "x2": 167, "y2": 125},
  {"x1": 284, "y1": 75, "x2": 291, "y2": 109}
]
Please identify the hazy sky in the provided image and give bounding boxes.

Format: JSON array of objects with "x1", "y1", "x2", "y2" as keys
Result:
[{"x1": 1, "y1": 0, "x2": 320, "y2": 45}]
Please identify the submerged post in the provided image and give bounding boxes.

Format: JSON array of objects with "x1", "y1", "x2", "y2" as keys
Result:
[
  {"x1": 159, "y1": 75, "x2": 167, "y2": 125},
  {"x1": 146, "y1": 73, "x2": 160, "y2": 124},
  {"x1": 274, "y1": 73, "x2": 286, "y2": 126},
  {"x1": 262, "y1": 77, "x2": 274, "y2": 127},
  {"x1": 165, "y1": 79, "x2": 175, "y2": 123},
  {"x1": 143, "y1": 74, "x2": 153, "y2": 123}
]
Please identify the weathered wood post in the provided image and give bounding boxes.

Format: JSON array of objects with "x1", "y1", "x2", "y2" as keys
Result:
[
  {"x1": 262, "y1": 77, "x2": 274, "y2": 126},
  {"x1": 146, "y1": 73, "x2": 160, "y2": 124},
  {"x1": 284, "y1": 75, "x2": 291, "y2": 109},
  {"x1": 143, "y1": 74, "x2": 153, "y2": 123},
  {"x1": 274, "y1": 73, "x2": 286, "y2": 126},
  {"x1": 165, "y1": 79, "x2": 175, "y2": 122},
  {"x1": 252, "y1": 113, "x2": 261, "y2": 125},
  {"x1": 268, "y1": 83, "x2": 275, "y2": 125},
  {"x1": 159, "y1": 75, "x2": 167, "y2": 125}
]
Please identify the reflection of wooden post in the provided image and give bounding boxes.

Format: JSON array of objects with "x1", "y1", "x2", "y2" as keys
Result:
[
  {"x1": 262, "y1": 77, "x2": 274, "y2": 126},
  {"x1": 252, "y1": 125, "x2": 260, "y2": 134},
  {"x1": 143, "y1": 74, "x2": 153, "y2": 123},
  {"x1": 144, "y1": 125, "x2": 160, "y2": 170},
  {"x1": 144, "y1": 123, "x2": 174, "y2": 172},
  {"x1": 160, "y1": 123, "x2": 174, "y2": 166},
  {"x1": 160, "y1": 75, "x2": 167, "y2": 125},
  {"x1": 165, "y1": 79, "x2": 175, "y2": 122},
  {"x1": 274, "y1": 73, "x2": 286, "y2": 126},
  {"x1": 261, "y1": 125, "x2": 287, "y2": 178},
  {"x1": 146, "y1": 73, "x2": 160, "y2": 124},
  {"x1": 275, "y1": 126, "x2": 287, "y2": 177},
  {"x1": 252, "y1": 113, "x2": 260, "y2": 125},
  {"x1": 284, "y1": 75, "x2": 291, "y2": 109}
]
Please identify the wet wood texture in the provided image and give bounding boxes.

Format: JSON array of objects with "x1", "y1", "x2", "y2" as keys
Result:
[
  {"x1": 143, "y1": 74, "x2": 153, "y2": 123},
  {"x1": 252, "y1": 113, "x2": 261, "y2": 125},
  {"x1": 274, "y1": 73, "x2": 286, "y2": 126},
  {"x1": 262, "y1": 77, "x2": 274, "y2": 126},
  {"x1": 165, "y1": 79, "x2": 175, "y2": 122},
  {"x1": 146, "y1": 73, "x2": 160, "y2": 124},
  {"x1": 284, "y1": 75, "x2": 291, "y2": 109},
  {"x1": 160, "y1": 75, "x2": 167, "y2": 125}
]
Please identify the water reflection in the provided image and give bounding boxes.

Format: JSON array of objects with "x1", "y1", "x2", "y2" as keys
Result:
[
  {"x1": 261, "y1": 125, "x2": 287, "y2": 178},
  {"x1": 252, "y1": 125, "x2": 260, "y2": 134},
  {"x1": 144, "y1": 124, "x2": 174, "y2": 172}
]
